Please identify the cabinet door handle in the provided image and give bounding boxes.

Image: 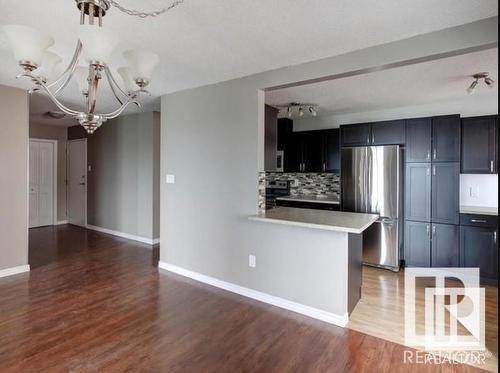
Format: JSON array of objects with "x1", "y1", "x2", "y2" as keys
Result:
[
  {"x1": 491, "y1": 160, "x2": 494, "y2": 173},
  {"x1": 367, "y1": 134, "x2": 370, "y2": 144},
  {"x1": 433, "y1": 148, "x2": 437, "y2": 160},
  {"x1": 426, "y1": 167, "x2": 430, "y2": 176},
  {"x1": 432, "y1": 166, "x2": 436, "y2": 176},
  {"x1": 371, "y1": 133, "x2": 375, "y2": 144},
  {"x1": 427, "y1": 150, "x2": 431, "y2": 160},
  {"x1": 432, "y1": 225, "x2": 436, "y2": 235},
  {"x1": 471, "y1": 219, "x2": 487, "y2": 223},
  {"x1": 427, "y1": 224, "x2": 431, "y2": 238},
  {"x1": 494, "y1": 231, "x2": 497, "y2": 244}
]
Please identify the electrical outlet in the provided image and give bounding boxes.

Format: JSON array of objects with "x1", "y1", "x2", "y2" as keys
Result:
[{"x1": 249, "y1": 255, "x2": 256, "y2": 268}]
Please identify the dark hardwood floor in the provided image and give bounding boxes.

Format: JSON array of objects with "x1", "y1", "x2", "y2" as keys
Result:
[{"x1": 0, "y1": 225, "x2": 484, "y2": 372}]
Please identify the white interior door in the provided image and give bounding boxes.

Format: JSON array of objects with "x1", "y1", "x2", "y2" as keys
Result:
[
  {"x1": 29, "y1": 140, "x2": 55, "y2": 228},
  {"x1": 68, "y1": 139, "x2": 87, "y2": 227}
]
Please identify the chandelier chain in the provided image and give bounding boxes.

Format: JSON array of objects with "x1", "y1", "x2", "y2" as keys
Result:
[{"x1": 108, "y1": 0, "x2": 185, "y2": 18}]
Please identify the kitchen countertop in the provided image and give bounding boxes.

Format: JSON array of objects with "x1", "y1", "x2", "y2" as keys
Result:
[
  {"x1": 460, "y1": 205, "x2": 498, "y2": 216},
  {"x1": 276, "y1": 194, "x2": 340, "y2": 205},
  {"x1": 248, "y1": 207, "x2": 378, "y2": 234}
]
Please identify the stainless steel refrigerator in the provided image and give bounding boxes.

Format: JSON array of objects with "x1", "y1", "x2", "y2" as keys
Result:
[{"x1": 341, "y1": 145, "x2": 402, "y2": 271}]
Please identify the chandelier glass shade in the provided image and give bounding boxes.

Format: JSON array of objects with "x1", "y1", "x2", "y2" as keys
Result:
[{"x1": 1, "y1": 0, "x2": 163, "y2": 134}]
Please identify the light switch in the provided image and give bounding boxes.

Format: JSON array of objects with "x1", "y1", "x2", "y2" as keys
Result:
[{"x1": 166, "y1": 174, "x2": 175, "y2": 184}]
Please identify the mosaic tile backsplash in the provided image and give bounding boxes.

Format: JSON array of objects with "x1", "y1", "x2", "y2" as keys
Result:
[{"x1": 258, "y1": 172, "x2": 340, "y2": 210}]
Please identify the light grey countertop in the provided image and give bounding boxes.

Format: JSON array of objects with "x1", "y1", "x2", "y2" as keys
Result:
[
  {"x1": 460, "y1": 205, "x2": 498, "y2": 216},
  {"x1": 276, "y1": 194, "x2": 340, "y2": 205},
  {"x1": 248, "y1": 207, "x2": 378, "y2": 234}
]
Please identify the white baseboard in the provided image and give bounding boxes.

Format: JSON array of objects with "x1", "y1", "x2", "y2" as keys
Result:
[
  {"x1": 0, "y1": 265, "x2": 30, "y2": 279},
  {"x1": 86, "y1": 224, "x2": 159, "y2": 245},
  {"x1": 158, "y1": 261, "x2": 349, "y2": 327},
  {"x1": 56, "y1": 220, "x2": 69, "y2": 225}
]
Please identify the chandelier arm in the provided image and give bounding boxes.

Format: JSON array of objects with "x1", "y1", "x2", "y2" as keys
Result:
[
  {"x1": 104, "y1": 66, "x2": 128, "y2": 105},
  {"x1": 102, "y1": 96, "x2": 139, "y2": 120},
  {"x1": 47, "y1": 41, "x2": 83, "y2": 94},
  {"x1": 87, "y1": 67, "x2": 100, "y2": 115},
  {"x1": 18, "y1": 72, "x2": 81, "y2": 116}
]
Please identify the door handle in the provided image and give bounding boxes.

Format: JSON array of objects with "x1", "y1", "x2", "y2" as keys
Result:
[
  {"x1": 371, "y1": 133, "x2": 375, "y2": 144},
  {"x1": 427, "y1": 224, "x2": 431, "y2": 238},
  {"x1": 491, "y1": 160, "x2": 494, "y2": 173},
  {"x1": 432, "y1": 225, "x2": 436, "y2": 236},
  {"x1": 432, "y1": 166, "x2": 436, "y2": 176},
  {"x1": 471, "y1": 219, "x2": 487, "y2": 223},
  {"x1": 427, "y1": 150, "x2": 431, "y2": 160},
  {"x1": 426, "y1": 167, "x2": 430, "y2": 176},
  {"x1": 79, "y1": 182, "x2": 86, "y2": 186},
  {"x1": 433, "y1": 148, "x2": 437, "y2": 160},
  {"x1": 494, "y1": 231, "x2": 497, "y2": 244}
]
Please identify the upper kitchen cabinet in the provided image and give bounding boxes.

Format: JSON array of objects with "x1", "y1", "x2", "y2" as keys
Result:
[
  {"x1": 405, "y1": 163, "x2": 432, "y2": 222},
  {"x1": 264, "y1": 105, "x2": 279, "y2": 171},
  {"x1": 284, "y1": 132, "x2": 303, "y2": 172},
  {"x1": 406, "y1": 118, "x2": 432, "y2": 162},
  {"x1": 302, "y1": 131, "x2": 324, "y2": 172},
  {"x1": 431, "y1": 115, "x2": 461, "y2": 162},
  {"x1": 340, "y1": 121, "x2": 405, "y2": 147},
  {"x1": 277, "y1": 118, "x2": 293, "y2": 151},
  {"x1": 340, "y1": 123, "x2": 371, "y2": 146},
  {"x1": 323, "y1": 129, "x2": 340, "y2": 172},
  {"x1": 461, "y1": 115, "x2": 498, "y2": 174},
  {"x1": 371, "y1": 120, "x2": 406, "y2": 145}
]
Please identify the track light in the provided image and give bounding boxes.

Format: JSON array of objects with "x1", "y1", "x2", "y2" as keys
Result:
[
  {"x1": 298, "y1": 107, "x2": 304, "y2": 117},
  {"x1": 467, "y1": 72, "x2": 495, "y2": 94},
  {"x1": 287, "y1": 107, "x2": 292, "y2": 118},
  {"x1": 309, "y1": 106, "x2": 317, "y2": 117}
]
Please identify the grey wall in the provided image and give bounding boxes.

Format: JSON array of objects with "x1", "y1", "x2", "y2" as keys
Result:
[
  {"x1": 29, "y1": 123, "x2": 68, "y2": 222},
  {"x1": 0, "y1": 85, "x2": 29, "y2": 271},
  {"x1": 69, "y1": 112, "x2": 160, "y2": 240},
  {"x1": 160, "y1": 18, "x2": 498, "y2": 311}
]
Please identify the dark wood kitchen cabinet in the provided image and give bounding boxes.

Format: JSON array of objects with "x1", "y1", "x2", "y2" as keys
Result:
[
  {"x1": 323, "y1": 129, "x2": 340, "y2": 172},
  {"x1": 284, "y1": 129, "x2": 340, "y2": 173},
  {"x1": 404, "y1": 221, "x2": 431, "y2": 267},
  {"x1": 277, "y1": 118, "x2": 293, "y2": 151},
  {"x1": 302, "y1": 131, "x2": 324, "y2": 172},
  {"x1": 340, "y1": 123, "x2": 371, "y2": 146},
  {"x1": 460, "y1": 225, "x2": 498, "y2": 281},
  {"x1": 432, "y1": 115, "x2": 461, "y2": 162},
  {"x1": 340, "y1": 121, "x2": 405, "y2": 147},
  {"x1": 405, "y1": 163, "x2": 432, "y2": 222},
  {"x1": 461, "y1": 115, "x2": 498, "y2": 174},
  {"x1": 431, "y1": 162, "x2": 460, "y2": 224},
  {"x1": 371, "y1": 120, "x2": 406, "y2": 145},
  {"x1": 431, "y1": 223, "x2": 459, "y2": 267},
  {"x1": 406, "y1": 118, "x2": 432, "y2": 162}
]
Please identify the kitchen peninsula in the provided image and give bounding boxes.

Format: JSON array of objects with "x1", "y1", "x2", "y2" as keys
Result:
[{"x1": 248, "y1": 207, "x2": 378, "y2": 326}]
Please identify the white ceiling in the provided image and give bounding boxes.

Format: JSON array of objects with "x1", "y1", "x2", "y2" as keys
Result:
[
  {"x1": 0, "y1": 0, "x2": 497, "y2": 122},
  {"x1": 266, "y1": 48, "x2": 498, "y2": 118}
]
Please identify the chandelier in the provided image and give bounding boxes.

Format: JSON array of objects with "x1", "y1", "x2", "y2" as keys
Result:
[{"x1": 2, "y1": 0, "x2": 184, "y2": 134}]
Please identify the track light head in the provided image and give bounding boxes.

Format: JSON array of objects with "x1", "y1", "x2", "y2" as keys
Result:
[
  {"x1": 298, "y1": 107, "x2": 304, "y2": 117},
  {"x1": 485, "y1": 77, "x2": 495, "y2": 88},
  {"x1": 287, "y1": 107, "x2": 292, "y2": 118},
  {"x1": 308, "y1": 106, "x2": 317, "y2": 116},
  {"x1": 467, "y1": 79, "x2": 478, "y2": 94}
]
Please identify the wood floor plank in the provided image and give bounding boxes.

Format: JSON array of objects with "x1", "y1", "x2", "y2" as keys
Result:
[{"x1": 0, "y1": 225, "x2": 491, "y2": 372}]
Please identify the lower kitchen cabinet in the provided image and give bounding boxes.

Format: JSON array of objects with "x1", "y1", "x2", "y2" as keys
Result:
[
  {"x1": 460, "y1": 225, "x2": 498, "y2": 281},
  {"x1": 431, "y1": 223, "x2": 459, "y2": 267},
  {"x1": 404, "y1": 221, "x2": 459, "y2": 267},
  {"x1": 404, "y1": 221, "x2": 431, "y2": 267}
]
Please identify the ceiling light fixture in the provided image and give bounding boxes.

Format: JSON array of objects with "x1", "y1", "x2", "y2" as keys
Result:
[
  {"x1": 2, "y1": 0, "x2": 184, "y2": 134},
  {"x1": 277, "y1": 102, "x2": 319, "y2": 119},
  {"x1": 467, "y1": 72, "x2": 495, "y2": 94}
]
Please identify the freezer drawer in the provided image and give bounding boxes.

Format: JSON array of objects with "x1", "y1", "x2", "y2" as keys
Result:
[{"x1": 362, "y1": 218, "x2": 400, "y2": 271}]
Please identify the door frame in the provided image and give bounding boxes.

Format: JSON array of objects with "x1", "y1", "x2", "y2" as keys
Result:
[
  {"x1": 29, "y1": 138, "x2": 58, "y2": 226},
  {"x1": 67, "y1": 138, "x2": 88, "y2": 227}
]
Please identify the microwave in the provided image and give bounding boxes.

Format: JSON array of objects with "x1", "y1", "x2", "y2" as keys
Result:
[{"x1": 276, "y1": 150, "x2": 284, "y2": 172}]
